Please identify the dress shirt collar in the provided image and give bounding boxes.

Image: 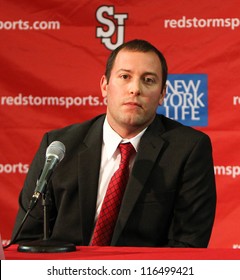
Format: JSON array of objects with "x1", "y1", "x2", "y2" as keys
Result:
[{"x1": 103, "y1": 117, "x2": 147, "y2": 160}]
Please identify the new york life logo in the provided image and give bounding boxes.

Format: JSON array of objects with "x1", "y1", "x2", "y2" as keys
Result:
[
  {"x1": 157, "y1": 74, "x2": 208, "y2": 126},
  {"x1": 96, "y1": 6, "x2": 128, "y2": 50}
]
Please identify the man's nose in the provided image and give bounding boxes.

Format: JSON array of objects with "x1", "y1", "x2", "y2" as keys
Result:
[{"x1": 129, "y1": 79, "x2": 141, "y2": 95}]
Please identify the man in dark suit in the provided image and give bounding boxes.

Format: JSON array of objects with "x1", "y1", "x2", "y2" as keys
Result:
[{"x1": 12, "y1": 39, "x2": 216, "y2": 247}]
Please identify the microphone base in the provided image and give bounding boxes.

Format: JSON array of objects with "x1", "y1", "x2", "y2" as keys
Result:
[{"x1": 17, "y1": 239, "x2": 76, "y2": 253}]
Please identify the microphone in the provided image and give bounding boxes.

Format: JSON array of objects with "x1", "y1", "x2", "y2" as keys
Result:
[
  {"x1": 28, "y1": 141, "x2": 65, "y2": 210},
  {"x1": 16, "y1": 140, "x2": 76, "y2": 253}
]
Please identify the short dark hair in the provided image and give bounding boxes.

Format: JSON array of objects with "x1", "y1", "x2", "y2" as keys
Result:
[{"x1": 105, "y1": 39, "x2": 168, "y2": 91}]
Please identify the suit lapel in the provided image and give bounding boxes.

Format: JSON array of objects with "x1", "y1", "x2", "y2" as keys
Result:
[
  {"x1": 77, "y1": 115, "x2": 105, "y2": 245},
  {"x1": 111, "y1": 116, "x2": 166, "y2": 245}
]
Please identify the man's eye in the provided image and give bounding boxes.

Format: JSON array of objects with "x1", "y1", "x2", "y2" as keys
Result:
[
  {"x1": 144, "y1": 77, "x2": 155, "y2": 84},
  {"x1": 121, "y1": 74, "x2": 129, "y2": 79}
]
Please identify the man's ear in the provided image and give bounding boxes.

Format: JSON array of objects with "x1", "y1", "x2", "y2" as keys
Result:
[
  {"x1": 100, "y1": 75, "x2": 108, "y2": 98},
  {"x1": 158, "y1": 85, "x2": 167, "y2": 105}
]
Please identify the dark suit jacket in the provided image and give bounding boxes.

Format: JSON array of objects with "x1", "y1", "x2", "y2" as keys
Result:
[{"x1": 12, "y1": 114, "x2": 216, "y2": 247}]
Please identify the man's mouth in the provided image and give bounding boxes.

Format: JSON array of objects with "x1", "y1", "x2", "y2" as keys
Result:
[{"x1": 123, "y1": 102, "x2": 142, "y2": 108}]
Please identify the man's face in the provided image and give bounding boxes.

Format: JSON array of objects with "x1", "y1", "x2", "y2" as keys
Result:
[{"x1": 101, "y1": 49, "x2": 166, "y2": 137}]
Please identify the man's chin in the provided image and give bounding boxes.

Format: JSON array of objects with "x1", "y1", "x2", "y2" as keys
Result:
[{"x1": 121, "y1": 116, "x2": 148, "y2": 128}]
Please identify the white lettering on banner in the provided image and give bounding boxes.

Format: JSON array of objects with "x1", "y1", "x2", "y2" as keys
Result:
[
  {"x1": 96, "y1": 6, "x2": 128, "y2": 50},
  {"x1": 0, "y1": 93, "x2": 107, "y2": 109},
  {"x1": 233, "y1": 96, "x2": 240, "y2": 105},
  {"x1": 214, "y1": 165, "x2": 240, "y2": 179},
  {"x1": 164, "y1": 16, "x2": 240, "y2": 30},
  {"x1": 163, "y1": 79, "x2": 204, "y2": 120},
  {"x1": 0, "y1": 20, "x2": 60, "y2": 31},
  {"x1": 0, "y1": 163, "x2": 29, "y2": 174}
]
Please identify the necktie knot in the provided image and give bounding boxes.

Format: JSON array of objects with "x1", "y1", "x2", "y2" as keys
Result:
[{"x1": 119, "y1": 143, "x2": 135, "y2": 166}]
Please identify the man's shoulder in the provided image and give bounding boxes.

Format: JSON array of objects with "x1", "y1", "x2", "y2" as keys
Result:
[
  {"x1": 47, "y1": 114, "x2": 105, "y2": 141},
  {"x1": 156, "y1": 114, "x2": 210, "y2": 141}
]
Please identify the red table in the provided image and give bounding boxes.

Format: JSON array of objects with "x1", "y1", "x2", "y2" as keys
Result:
[{"x1": 3, "y1": 245, "x2": 240, "y2": 260}]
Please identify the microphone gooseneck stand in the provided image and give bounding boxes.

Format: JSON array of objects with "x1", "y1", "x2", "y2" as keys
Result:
[
  {"x1": 4, "y1": 190, "x2": 76, "y2": 253},
  {"x1": 17, "y1": 193, "x2": 76, "y2": 253},
  {"x1": 4, "y1": 141, "x2": 76, "y2": 253}
]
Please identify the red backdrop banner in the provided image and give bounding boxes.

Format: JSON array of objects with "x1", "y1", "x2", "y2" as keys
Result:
[{"x1": 1, "y1": 0, "x2": 240, "y2": 248}]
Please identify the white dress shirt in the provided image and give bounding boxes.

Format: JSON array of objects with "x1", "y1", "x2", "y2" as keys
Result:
[{"x1": 94, "y1": 118, "x2": 147, "y2": 222}]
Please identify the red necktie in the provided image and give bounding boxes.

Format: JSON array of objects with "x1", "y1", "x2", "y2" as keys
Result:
[{"x1": 91, "y1": 143, "x2": 135, "y2": 246}]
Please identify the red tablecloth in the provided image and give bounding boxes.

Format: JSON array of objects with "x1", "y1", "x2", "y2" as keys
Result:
[{"x1": 3, "y1": 245, "x2": 240, "y2": 260}]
